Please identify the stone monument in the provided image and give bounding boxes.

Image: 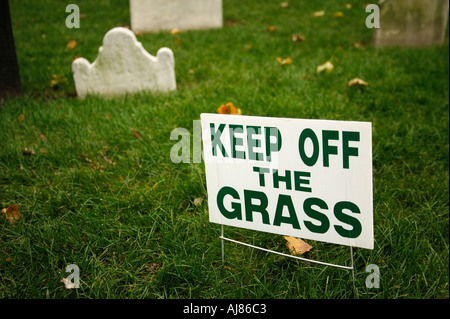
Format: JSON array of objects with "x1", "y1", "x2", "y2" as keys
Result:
[
  {"x1": 373, "y1": 0, "x2": 449, "y2": 47},
  {"x1": 72, "y1": 27, "x2": 176, "y2": 98},
  {"x1": 130, "y1": 0, "x2": 223, "y2": 33},
  {"x1": 0, "y1": 0, "x2": 21, "y2": 98}
]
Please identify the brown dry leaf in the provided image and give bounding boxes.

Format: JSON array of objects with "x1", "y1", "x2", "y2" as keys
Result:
[
  {"x1": 18, "y1": 114, "x2": 25, "y2": 123},
  {"x1": 132, "y1": 129, "x2": 143, "y2": 140},
  {"x1": 348, "y1": 78, "x2": 369, "y2": 87},
  {"x1": 276, "y1": 57, "x2": 293, "y2": 66},
  {"x1": 280, "y1": 2, "x2": 289, "y2": 8},
  {"x1": 284, "y1": 236, "x2": 312, "y2": 255},
  {"x1": 291, "y1": 34, "x2": 305, "y2": 42},
  {"x1": 99, "y1": 151, "x2": 116, "y2": 166},
  {"x1": 67, "y1": 40, "x2": 77, "y2": 49},
  {"x1": 266, "y1": 26, "x2": 276, "y2": 32},
  {"x1": 193, "y1": 197, "x2": 204, "y2": 207},
  {"x1": 22, "y1": 148, "x2": 35, "y2": 155},
  {"x1": 217, "y1": 102, "x2": 242, "y2": 115},
  {"x1": 2, "y1": 204, "x2": 22, "y2": 224},
  {"x1": 37, "y1": 133, "x2": 48, "y2": 141}
]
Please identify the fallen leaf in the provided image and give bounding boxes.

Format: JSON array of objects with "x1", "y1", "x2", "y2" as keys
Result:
[
  {"x1": 50, "y1": 74, "x2": 67, "y2": 89},
  {"x1": 170, "y1": 28, "x2": 180, "y2": 35},
  {"x1": 40, "y1": 148, "x2": 48, "y2": 154},
  {"x1": 345, "y1": 3, "x2": 352, "y2": 9},
  {"x1": 99, "y1": 151, "x2": 116, "y2": 166},
  {"x1": 1, "y1": 204, "x2": 22, "y2": 224},
  {"x1": 104, "y1": 114, "x2": 111, "y2": 120},
  {"x1": 313, "y1": 10, "x2": 325, "y2": 17},
  {"x1": 348, "y1": 78, "x2": 369, "y2": 87},
  {"x1": 61, "y1": 278, "x2": 77, "y2": 289},
  {"x1": 217, "y1": 102, "x2": 242, "y2": 115},
  {"x1": 193, "y1": 197, "x2": 204, "y2": 207},
  {"x1": 276, "y1": 57, "x2": 293, "y2": 66},
  {"x1": 67, "y1": 40, "x2": 77, "y2": 49},
  {"x1": 280, "y1": 2, "x2": 289, "y2": 8},
  {"x1": 18, "y1": 114, "x2": 25, "y2": 123},
  {"x1": 22, "y1": 148, "x2": 35, "y2": 155},
  {"x1": 316, "y1": 61, "x2": 334, "y2": 73},
  {"x1": 132, "y1": 129, "x2": 143, "y2": 140},
  {"x1": 37, "y1": 133, "x2": 48, "y2": 141},
  {"x1": 291, "y1": 34, "x2": 305, "y2": 42},
  {"x1": 284, "y1": 236, "x2": 312, "y2": 255},
  {"x1": 266, "y1": 26, "x2": 276, "y2": 32},
  {"x1": 333, "y1": 11, "x2": 344, "y2": 18}
]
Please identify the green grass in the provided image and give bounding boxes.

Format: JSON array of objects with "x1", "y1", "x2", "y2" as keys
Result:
[{"x1": 1, "y1": 0, "x2": 448, "y2": 299}]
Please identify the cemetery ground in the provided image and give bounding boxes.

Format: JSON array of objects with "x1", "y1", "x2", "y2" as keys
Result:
[{"x1": 0, "y1": 0, "x2": 448, "y2": 299}]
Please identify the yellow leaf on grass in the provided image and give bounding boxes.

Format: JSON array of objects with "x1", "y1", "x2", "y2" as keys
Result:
[
  {"x1": 170, "y1": 28, "x2": 180, "y2": 35},
  {"x1": 18, "y1": 114, "x2": 25, "y2": 123},
  {"x1": 280, "y1": 2, "x2": 289, "y2": 8},
  {"x1": 217, "y1": 102, "x2": 242, "y2": 115},
  {"x1": 193, "y1": 197, "x2": 204, "y2": 207},
  {"x1": 333, "y1": 11, "x2": 344, "y2": 18},
  {"x1": 348, "y1": 78, "x2": 369, "y2": 87},
  {"x1": 61, "y1": 277, "x2": 77, "y2": 289},
  {"x1": 276, "y1": 57, "x2": 293, "y2": 66},
  {"x1": 313, "y1": 10, "x2": 325, "y2": 17},
  {"x1": 316, "y1": 61, "x2": 334, "y2": 73},
  {"x1": 284, "y1": 236, "x2": 312, "y2": 255},
  {"x1": 291, "y1": 34, "x2": 305, "y2": 42},
  {"x1": 266, "y1": 26, "x2": 276, "y2": 32},
  {"x1": 67, "y1": 40, "x2": 77, "y2": 49},
  {"x1": 2, "y1": 204, "x2": 22, "y2": 224},
  {"x1": 50, "y1": 74, "x2": 67, "y2": 89}
]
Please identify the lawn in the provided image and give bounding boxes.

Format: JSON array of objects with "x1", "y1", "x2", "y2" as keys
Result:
[{"x1": 0, "y1": 0, "x2": 448, "y2": 299}]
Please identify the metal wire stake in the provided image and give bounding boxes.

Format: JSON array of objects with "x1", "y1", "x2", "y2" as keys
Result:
[
  {"x1": 350, "y1": 246, "x2": 357, "y2": 298},
  {"x1": 221, "y1": 225, "x2": 224, "y2": 264}
]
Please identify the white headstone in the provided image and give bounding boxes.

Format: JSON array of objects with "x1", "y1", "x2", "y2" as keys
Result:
[
  {"x1": 373, "y1": 0, "x2": 449, "y2": 47},
  {"x1": 130, "y1": 0, "x2": 223, "y2": 33},
  {"x1": 72, "y1": 27, "x2": 176, "y2": 98}
]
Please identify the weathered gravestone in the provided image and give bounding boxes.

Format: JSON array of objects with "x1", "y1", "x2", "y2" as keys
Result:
[
  {"x1": 0, "y1": 0, "x2": 22, "y2": 98},
  {"x1": 72, "y1": 27, "x2": 176, "y2": 98},
  {"x1": 373, "y1": 0, "x2": 449, "y2": 47},
  {"x1": 130, "y1": 0, "x2": 223, "y2": 33}
]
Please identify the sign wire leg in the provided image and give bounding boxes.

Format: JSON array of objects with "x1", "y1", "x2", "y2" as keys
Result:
[
  {"x1": 350, "y1": 246, "x2": 357, "y2": 298},
  {"x1": 221, "y1": 225, "x2": 225, "y2": 264}
]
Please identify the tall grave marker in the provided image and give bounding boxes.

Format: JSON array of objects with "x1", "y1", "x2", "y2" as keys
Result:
[{"x1": 0, "y1": 0, "x2": 21, "y2": 98}]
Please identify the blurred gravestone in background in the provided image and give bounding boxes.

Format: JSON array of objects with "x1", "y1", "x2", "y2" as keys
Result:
[
  {"x1": 373, "y1": 0, "x2": 449, "y2": 47},
  {"x1": 130, "y1": 0, "x2": 223, "y2": 33},
  {"x1": 0, "y1": 0, "x2": 22, "y2": 98}
]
